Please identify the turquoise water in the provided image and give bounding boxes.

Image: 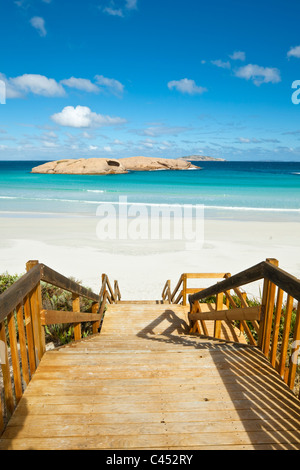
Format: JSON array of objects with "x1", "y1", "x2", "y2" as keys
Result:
[{"x1": 0, "y1": 161, "x2": 300, "y2": 220}]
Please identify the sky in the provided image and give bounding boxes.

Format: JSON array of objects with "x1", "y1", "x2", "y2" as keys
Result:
[{"x1": 1, "y1": 0, "x2": 300, "y2": 161}]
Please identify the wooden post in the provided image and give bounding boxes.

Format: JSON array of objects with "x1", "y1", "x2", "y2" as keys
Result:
[
  {"x1": 72, "y1": 294, "x2": 81, "y2": 341},
  {"x1": 270, "y1": 288, "x2": 284, "y2": 367},
  {"x1": 23, "y1": 293, "x2": 36, "y2": 375},
  {"x1": 16, "y1": 303, "x2": 30, "y2": 386},
  {"x1": 278, "y1": 294, "x2": 294, "y2": 379},
  {"x1": 258, "y1": 258, "x2": 278, "y2": 354},
  {"x1": 0, "y1": 321, "x2": 15, "y2": 418},
  {"x1": 287, "y1": 301, "x2": 300, "y2": 389},
  {"x1": 7, "y1": 311, "x2": 23, "y2": 403},
  {"x1": 214, "y1": 292, "x2": 223, "y2": 339},
  {"x1": 92, "y1": 302, "x2": 100, "y2": 334},
  {"x1": 182, "y1": 274, "x2": 187, "y2": 306},
  {"x1": 26, "y1": 260, "x2": 45, "y2": 363}
]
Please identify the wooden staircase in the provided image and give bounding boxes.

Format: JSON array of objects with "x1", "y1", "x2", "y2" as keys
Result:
[
  {"x1": 1, "y1": 259, "x2": 300, "y2": 450},
  {"x1": 1, "y1": 301, "x2": 300, "y2": 449}
]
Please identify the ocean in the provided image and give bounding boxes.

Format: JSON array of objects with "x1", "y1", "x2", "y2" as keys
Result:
[{"x1": 0, "y1": 160, "x2": 300, "y2": 221}]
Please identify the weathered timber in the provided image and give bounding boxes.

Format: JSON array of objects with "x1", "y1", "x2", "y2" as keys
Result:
[
  {"x1": 189, "y1": 306, "x2": 261, "y2": 322},
  {"x1": 40, "y1": 310, "x2": 102, "y2": 326},
  {"x1": 40, "y1": 264, "x2": 99, "y2": 302},
  {"x1": 263, "y1": 262, "x2": 300, "y2": 302},
  {"x1": 188, "y1": 261, "x2": 265, "y2": 305},
  {"x1": 0, "y1": 264, "x2": 41, "y2": 323}
]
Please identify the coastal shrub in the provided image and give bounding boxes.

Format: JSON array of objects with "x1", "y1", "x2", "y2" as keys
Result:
[
  {"x1": 41, "y1": 279, "x2": 95, "y2": 345},
  {"x1": 0, "y1": 272, "x2": 22, "y2": 294}
]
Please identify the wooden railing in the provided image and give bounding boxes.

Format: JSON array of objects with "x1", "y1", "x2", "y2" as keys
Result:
[
  {"x1": 188, "y1": 258, "x2": 300, "y2": 398},
  {"x1": 162, "y1": 280, "x2": 171, "y2": 303},
  {"x1": 0, "y1": 261, "x2": 119, "y2": 432},
  {"x1": 166, "y1": 272, "x2": 230, "y2": 306}
]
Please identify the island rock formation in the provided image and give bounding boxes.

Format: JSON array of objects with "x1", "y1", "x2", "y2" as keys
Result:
[
  {"x1": 31, "y1": 157, "x2": 200, "y2": 175},
  {"x1": 179, "y1": 155, "x2": 225, "y2": 162}
]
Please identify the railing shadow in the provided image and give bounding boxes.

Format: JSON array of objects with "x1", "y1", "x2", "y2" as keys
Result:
[{"x1": 136, "y1": 307, "x2": 300, "y2": 450}]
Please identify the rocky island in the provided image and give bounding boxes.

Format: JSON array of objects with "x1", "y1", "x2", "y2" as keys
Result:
[
  {"x1": 179, "y1": 155, "x2": 225, "y2": 162},
  {"x1": 31, "y1": 156, "x2": 200, "y2": 175}
]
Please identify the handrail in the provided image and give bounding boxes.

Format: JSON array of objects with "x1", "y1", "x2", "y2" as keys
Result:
[
  {"x1": 170, "y1": 275, "x2": 183, "y2": 303},
  {"x1": 40, "y1": 264, "x2": 99, "y2": 302},
  {"x1": 189, "y1": 260, "x2": 300, "y2": 305},
  {"x1": 0, "y1": 260, "x2": 115, "y2": 433},
  {"x1": 97, "y1": 274, "x2": 121, "y2": 330},
  {"x1": 187, "y1": 258, "x2": 300, "y2": 398},
  {"x1": 188, "y1": 261, "x2": 265, "y2": 306},
  {"x1": 162, "y1": 280, "x2": 171, "y2": 303},
  {"x1": 0, "y1": 264, "x2": 41, "y2": 323}
]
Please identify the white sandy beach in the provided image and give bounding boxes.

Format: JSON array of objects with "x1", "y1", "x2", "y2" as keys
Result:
[{"x1": 0, "y1": 213, "x2": 299, "y2": 301}]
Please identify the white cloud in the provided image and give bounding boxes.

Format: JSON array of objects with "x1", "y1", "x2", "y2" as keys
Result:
[
  {"x1": 230, "y1": 51, "x2": 246, "y2": 61},
  {"x1": 103, "y1": 0, "x2": 137, "y2": 17},
  {"x1": 51, "y1": 105, "x2": 127, "y2": 128},
  {"x1": 167, "y1": 78, "x2": 207, "y2": 95},
  {"x1": 95, "y1": 75, "x2": 124, "y2": 96},
  {"x1": 1, "y1": 73, "x2": 65, "y2": 97},
  {"x1": 125, "y1": 0, "x2": 137, "y2": 9},
  {"x1": 30, "y1": 16, "x2": 47, "y2": 37},
  {"x1": 103, "y1": 6, "x2": 124, "y2": 17},
  {"x1": 234, "y1": 64, "x2": 281, "y2": 86},
  {"x1": 211, "y1": 59, "x2": 231, "y2": 69},
  {"x1": 141, "y1": 125, "x2": 188, "y2": 137},
  {"x1": 0, "y1": 73, "x2": 124, "y2": 99},
  {"x1": 60, "y1": 77, "x2": 99, "y2": 93},
  {"x1": 287, "y1": 45, "x2": 300, "y2": 58}
]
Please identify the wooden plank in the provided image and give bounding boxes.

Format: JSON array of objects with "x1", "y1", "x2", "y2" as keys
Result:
[
  {"x1": 72, "y1": 295, "x2": 81, "y2": 341},
  {"x1": 7, "y1": 311, "x2": 23, "y2": 403},
  {"x1": 40, "y1": 310, "x2": 102, "y2": 326},
  {"x1": 15, "y1": 303, "x2": 30, "y2": 386},
  {"x1": 185, "y1": 273, "x2": 228, "y2": 279},
  {"x1": 263, "y1": 282, "x2": 278, "y2": 357},
  {"x1": 0, "y1": 321, "x2": 15, "y2": 417},
  {"x1": 263, "y1": 261, "x2": 300, "y2": 302},
  {"x1": 287, "y1": 302, "x2": 300, "y2": 389},
  {"x1": 270, "y1": 288, "x2": 284, "y2": 367},
  {"x1": 182, "y1": 274, "x2": 187, "y2": 306},
  {"x1": 170, "y1": 274, "x2": 182, "y2": 302},
  {"x1": 213, "y1": 293, "x2": 223, "y2": 339},
  {"x1": 26, "y1": 261, "x2": 45, "y2": 361},
  {"x1": 189, "y1": 261, "x2": 265, "y2": 304},
  {"x1": 92, "y1": 303, "x2": 100, "y2": 334},
  {"x1": 1, "y1": 426, "x2": 300, "y2": 450},
  {"x1": 189, "y1": 306, "x2": 261, "y2": 322},
  {"x1": 3, "y1": 417, "x2": 300, "y2": 440},
  {"x1": 23, "y1": 294, "x2": 36, "y2": 375},
  {"x1": 278, "y1": 294, "x2": 294, "y2": 378}
]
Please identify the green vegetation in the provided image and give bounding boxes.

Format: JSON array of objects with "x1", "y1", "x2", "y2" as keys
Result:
[
  {"x1": 41, "y1": 280, "x2": 95, "y2": 345},
  {"x1": 0, "y1": 272, "x2": 22, "y2": 295}
]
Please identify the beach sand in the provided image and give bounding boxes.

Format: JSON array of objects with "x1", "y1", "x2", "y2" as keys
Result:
[{"x1": 0, "y1": 213, "x2": 299, "y2": 300}]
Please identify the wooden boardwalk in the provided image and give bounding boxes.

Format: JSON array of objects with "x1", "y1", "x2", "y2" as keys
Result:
[{"x1": 1, "y1": 302, "x2": 300, "y2": 450}]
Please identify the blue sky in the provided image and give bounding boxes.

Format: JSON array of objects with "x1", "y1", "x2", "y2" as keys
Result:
[{"x1": 1, "y1": 0, "x2": 300, "y2": 160}]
